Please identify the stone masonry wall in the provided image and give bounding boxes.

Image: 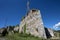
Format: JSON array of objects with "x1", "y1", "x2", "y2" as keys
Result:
[{"x1": 19, "y1": 9, "x2": 47, "y2": 39}]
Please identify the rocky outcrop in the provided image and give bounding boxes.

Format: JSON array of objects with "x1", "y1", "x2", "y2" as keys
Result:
[
  {"x1": 0, "y1": 26, "x2": 20, "y2": 36},
  {"x1": 0, "y1": 28, "x2": 8, "y2": 36},
  {"x1": 14, "y1": 26, "x2": 19, "y2": 33}
]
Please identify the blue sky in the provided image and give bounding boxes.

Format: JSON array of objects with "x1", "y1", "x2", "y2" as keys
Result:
[{"x1": 0, "y1": 0, "x2": 60, "y2": 30}]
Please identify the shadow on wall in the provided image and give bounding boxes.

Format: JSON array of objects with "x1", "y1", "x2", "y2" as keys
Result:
[{"x1": 45, "y1": 28, "x2": 52, "y2": 38}]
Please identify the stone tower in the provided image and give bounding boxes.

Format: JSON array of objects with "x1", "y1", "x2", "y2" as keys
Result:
[{"x1": 19, "y1": 9, "x2": 47, "y2": 39}]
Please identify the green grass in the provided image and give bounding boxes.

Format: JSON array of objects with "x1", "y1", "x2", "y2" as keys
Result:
[
  {"x1": 5, "y1": 33, "x2": 43, "y2": 40},
  {"x1": 3, "y1": 33, "x2": 60, "y2": 40}
]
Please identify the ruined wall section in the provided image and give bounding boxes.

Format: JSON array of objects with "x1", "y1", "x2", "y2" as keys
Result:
[{"x1": 19, "y1": 9, "x2": 47, "y2": 39}]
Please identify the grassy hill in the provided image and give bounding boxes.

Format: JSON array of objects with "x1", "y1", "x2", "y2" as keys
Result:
[
  {"x1": 4, "y1": 33, "x2": 43, "y2": 40},
  {"x1": 0, "y1": 31, "x2": 60, "y2": 40}
]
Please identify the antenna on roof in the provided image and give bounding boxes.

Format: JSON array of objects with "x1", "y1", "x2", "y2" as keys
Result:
[
  {"x1": 27, "y1": 0, "x2": 30, "y2": 11},
  {"x1": 26, "y1": 0, "x2": 30, "y2": 16}
]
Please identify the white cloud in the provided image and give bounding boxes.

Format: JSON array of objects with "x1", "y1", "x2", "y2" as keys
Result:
[{"x1": 53, "y1": 22, "x2": 60, "y2": 28}]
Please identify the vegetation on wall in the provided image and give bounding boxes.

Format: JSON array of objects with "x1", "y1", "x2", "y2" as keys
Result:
[
  {"x1": 21, "y1": 16, "x2": 25, "y2": 21},
  {"x1": 23, "y1": 24, "x2": 26, "y2": 34}
]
